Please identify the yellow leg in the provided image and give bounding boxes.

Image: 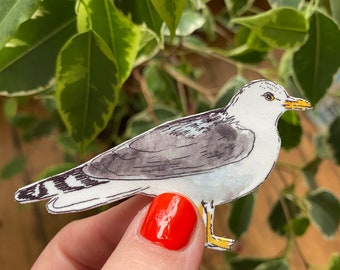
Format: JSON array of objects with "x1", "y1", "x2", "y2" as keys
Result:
[{"x1": 199, "y1": 201, "x2": 234, "y2": 251}]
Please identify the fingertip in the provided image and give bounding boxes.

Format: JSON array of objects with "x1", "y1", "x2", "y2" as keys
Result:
[
  {"x1": 103, "y1": 193, "x2": 205, "y2": 270},
  {"x1": 140, "y1": 193, "x2": 198, "y2": 250}
]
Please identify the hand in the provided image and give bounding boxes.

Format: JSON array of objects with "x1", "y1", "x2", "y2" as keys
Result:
[{"x1": 32, "y1": 193, "x2": 205, "y2": 270}]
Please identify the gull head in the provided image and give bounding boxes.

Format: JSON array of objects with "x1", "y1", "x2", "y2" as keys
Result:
[{"x1": 226, "y1": 79, "x2": 312, "y2": 128}]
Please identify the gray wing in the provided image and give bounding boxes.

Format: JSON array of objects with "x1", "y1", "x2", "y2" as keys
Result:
[{"x1": 84, "y1": 109, "x2": 255, "y2": 180}]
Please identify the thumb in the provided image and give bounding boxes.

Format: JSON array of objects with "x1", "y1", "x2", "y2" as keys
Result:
[{"x1": 102, "y1": 193, "x2": 205, "y2": 270}]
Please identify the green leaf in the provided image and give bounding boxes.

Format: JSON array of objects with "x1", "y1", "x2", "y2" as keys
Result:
[
  {"x1": 10, "y1": 113, "x2": 55, "y2": 141},
  {"x1": 228, "y1": 193, "x2": 255, "y2": 238},
  {"x1": 306, "y1": 189, "x2": 340, "y2": 237},
  {"x1": 279, "y1": 50, "x2": 294, "y2": 82},
  {"x1": 114, "y1": 0, "x2": 164, "y2": 66},
  {"x1": 1, "y1": 156, "x2": 25, "y2": 180},
  {"x1": 227, "y1": 26, "x2": 267, "y2": 64},
  {"x1": 162, "y1": 10, "x2": 205, "y2": 36},
  {"x1": 227, "y1": 45, "x2": 267, "y2": 64},
  {"x1": 278, "y1": 111, "x2": 302, "y2": 150},
  {"x1": 281, "y1": 109, "x2": 300, "y2": 125},
  {"x1": 327, "y1": 116, "x2": 340, "y2": 165},
  {"x1": 3, "y1": 98, "x2": 18, "y2": 122},
  {"x1": 229, "y1": 258, "x2": 267, "y2": 270},
  {"x1": 328, "y1": 253, "x2": 340, "y2": 270},
  {"x1": 0, "y1": 0, "x2": 40, "y2": 48},
  {"x1": 200, "y1": 5, "x2": 216, "y2": 41},
  {"x1": 254, "y1": 259, "x2": 289, "y2": 270},
  {"x1": 0, "y1": 0, "x2": 77, "y2": 96},
  {"x1": 330, "y1": 0, "x2": 340, "y2": 25},
  {"x1": 269, "y1": 196, "x2": 302, "y2": 236},
  {"x1": 27, "y1": 119, "x2": 56, "y2": 139},
  {"x1": 225, "y1": 0, "x2": 255, "y2": 17},
  {"x1": 56, "y1": 30, "x2": 119, "y2": 153},
  {"x1": 293, "y1": 11, "x2": 340, "y2": 105},
  {"x1": 314, "y1": 132, "x2": 333, "y2": 160},
  {"x1": 232, "y1": 8, "x2": 308, "y2": 48},
  {"x1": 301, "y1": 156, "x2": 322, "y2": 190},
  {"x1": 78, "y1": 0, "x2": 142, "y2": 84},
  {"x1": 56, "y1": 133, "x2": 80, "y2": 155},
  {"x1": 151, "y1": 0, "x2": 186, "y2": 39},
  {"x1": 115, "y1": 0, "x2": 163, "y2": 37},
  {"x1": 268, "y1": 198, "x2": 288, "y2": 236},
  {"x1": 246, "y1": 31, "x2": 271, "y2": 52},
  {"x1": 214, "y1": 76, "x2": 248, "y2": 108},
  {"x1": 290, "y1": 216, "x2": 310, "y2": 236},
  {"x1": 11, "y1": 113, "x2": 36, "y2": 130},
  {"x1": 135, "y1": 29, "x2": 160, "y2": 66},
  {"x1": 125, "y1": 112, "x2": 157, "y2": 138},
  {"x1": 144, "y1": 63, "x2": 181, "y2": 110},
  {"x1": 268, "y1": 0, "x2": 302, "y2": 9}
]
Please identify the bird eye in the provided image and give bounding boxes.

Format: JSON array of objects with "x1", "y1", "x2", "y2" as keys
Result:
[{"x1": 263, "y1": 92, "x2": 275, "y2": 101}]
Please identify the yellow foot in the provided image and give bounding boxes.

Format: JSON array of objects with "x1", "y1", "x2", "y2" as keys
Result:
[
  {"x1": 199, "y1": 200, "x2": 235, "y2": 251},
  {"x1": 205, "y1": 235, "x2": 235, "y2": 251}
]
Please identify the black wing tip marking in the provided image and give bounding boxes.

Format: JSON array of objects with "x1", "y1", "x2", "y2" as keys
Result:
[
  {"x1": 15, "y1": 182, "x2": 49, "y2": 202},
  {"x1": 14, "y1": 166, "x2": 110, "y2": 203}
]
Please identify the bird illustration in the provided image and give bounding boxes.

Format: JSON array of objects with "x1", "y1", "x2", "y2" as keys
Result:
[{"x1": 15, "y1": 79, "x2": 312, "y2": 251}]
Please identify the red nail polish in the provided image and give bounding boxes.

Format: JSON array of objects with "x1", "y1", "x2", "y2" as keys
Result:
[{"x1": 140, "y1": 193, "x2": 197, "y2": 250}]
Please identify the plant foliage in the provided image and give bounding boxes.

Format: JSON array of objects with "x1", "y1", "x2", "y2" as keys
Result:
[{"x1": 1, "y1": 0, "x2": 340, "y2": 268}]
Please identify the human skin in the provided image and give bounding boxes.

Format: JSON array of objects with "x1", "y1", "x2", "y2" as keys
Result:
[{"x1": 32, "y1": 194, "x2": 205, "y2": 270}]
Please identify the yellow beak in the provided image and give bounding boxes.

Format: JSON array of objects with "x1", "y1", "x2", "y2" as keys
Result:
[{"x1": 284, "y1": 97, "x2": 312, "y2": 111}]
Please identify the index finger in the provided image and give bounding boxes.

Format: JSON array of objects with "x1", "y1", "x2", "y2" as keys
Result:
[{"x1": 33, "y1": 195, "x2": 152, "y2": 269}]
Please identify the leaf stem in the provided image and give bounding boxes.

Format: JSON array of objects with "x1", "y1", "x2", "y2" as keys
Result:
[
  {"x1": 133, "y1": 69, "x2": 159, "y2": 125},
  {"x1": 161, "y1": 62, "x2": 215, "y2": 103},
  {"x1": 273, "y1": 167, "x2": 313, "y2": 270},
  {"x1": 176, "y1": 79, "x2": 188, "y2": 115},
  {"x1": 180, "y1": 40, "x2": 267, "y2": 76},
  {"x1": 293, "y1": 239, "x2": 311, "y2": 269}
]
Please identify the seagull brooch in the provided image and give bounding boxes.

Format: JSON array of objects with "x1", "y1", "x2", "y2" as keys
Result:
[{"x1": 15, "y1": 79, "x2": 312, "y2": 251}]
